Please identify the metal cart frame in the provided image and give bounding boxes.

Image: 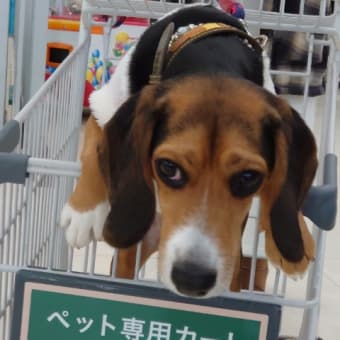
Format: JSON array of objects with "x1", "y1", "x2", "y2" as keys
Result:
[{"x1": 1, "y1": 1, "x2": 339, "y2": 339}]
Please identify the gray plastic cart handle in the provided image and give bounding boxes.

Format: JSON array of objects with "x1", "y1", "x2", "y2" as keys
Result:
[
  {"x1": 302, "y1": 153, "x2": 337, "y2": 231},
  {"x1": 0, "y1": 120, "x2": 29, "y2": 184},
  {"x1": 0, "y1": 120, "x2": 20, "y2": 153},
  {"x1": 0, "y1": 152, "x2": 29, "y2": 184}
]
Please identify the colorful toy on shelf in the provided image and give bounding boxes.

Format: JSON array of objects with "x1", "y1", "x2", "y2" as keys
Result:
[
  {"x1": 86, "y1": 49, "x2": 115, "y2": 90},
  {"x1": 113, "y1": 31, "x2": 136, "y2": 58},
  {"x1": 218, "y1": 0, "x2": 245, "y2": 19},
  {"x1": 45, "y1": 66, "x2": 57, "y2": 80}
]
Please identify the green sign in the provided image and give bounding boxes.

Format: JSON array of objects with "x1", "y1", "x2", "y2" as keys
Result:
[{"x1": 12, "y1": 271, "x2": 281, "y2": 340}]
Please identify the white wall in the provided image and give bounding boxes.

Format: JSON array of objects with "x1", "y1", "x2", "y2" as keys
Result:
[
  {"x1": 0, "y1": 0, "x2": 10, "y2": 126},
  {"x1": 13, "y1": 0, "x2": 49, "y2": 111}
]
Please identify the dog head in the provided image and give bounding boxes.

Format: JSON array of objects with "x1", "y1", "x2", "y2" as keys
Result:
[{"x1": 98, "y1": 75, "x2": 317, "y2": 297}]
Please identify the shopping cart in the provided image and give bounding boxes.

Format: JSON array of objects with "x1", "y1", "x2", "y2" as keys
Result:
[{"x1": 0, "y1": 1, "x2": 339, "y2": 339}]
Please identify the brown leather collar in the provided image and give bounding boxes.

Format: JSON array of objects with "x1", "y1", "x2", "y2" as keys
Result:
[
  {"x1": 149, "y1": 22, "x2": 175, "y2": 85},
  {"x1": 149, "y1": 22, "x2": 266, "y2": 85}
]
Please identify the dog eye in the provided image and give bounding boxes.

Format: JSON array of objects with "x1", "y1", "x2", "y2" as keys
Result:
[
  {"x1": 229, "y1": 170, "x2": 264, "y2": 198},
  {"x1": 155, "y1": 159, "x2": 187, "y2": 188}
]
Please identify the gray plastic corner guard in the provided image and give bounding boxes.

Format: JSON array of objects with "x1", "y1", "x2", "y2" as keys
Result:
[
  {"x1": 0, "y1": 120, "x2": 20, "y2": 152},
  {"x1": 302, "y1": 153, "x2": 337, "y2": 231},
  {"x1": 0, "y1": 153, "x2": 29, "y2": 184}
]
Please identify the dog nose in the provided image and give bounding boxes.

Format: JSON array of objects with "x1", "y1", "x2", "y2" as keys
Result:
[{"x1": 171, "y1": 261, "x2": 217, "y2": 297}]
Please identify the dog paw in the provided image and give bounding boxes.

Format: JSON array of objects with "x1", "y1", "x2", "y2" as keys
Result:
[
  {"x1": 265, "y1": 226, "x2": 315, "y2": 278},
  {"x1": 60, "y1": 201, "x2": 110, "y2": 248}
]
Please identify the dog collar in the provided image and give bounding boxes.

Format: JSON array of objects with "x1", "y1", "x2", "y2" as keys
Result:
[
  {"x1": 167, "y1": 22, "x2": 266, "y2": 66},
  {"x1": 149, "y1": 21, "x2": 267, "y2": 85}
]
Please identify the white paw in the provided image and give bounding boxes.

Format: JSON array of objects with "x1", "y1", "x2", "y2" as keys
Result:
[{"x1": 60, "y1": 201, "x2": 110, "y2": 248}]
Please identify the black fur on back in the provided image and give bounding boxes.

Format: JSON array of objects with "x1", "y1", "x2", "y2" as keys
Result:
[{"x1": 129, "y1": 6, "x2": 263, "y2": 93}]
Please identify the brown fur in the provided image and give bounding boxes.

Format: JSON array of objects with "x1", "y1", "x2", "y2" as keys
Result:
[{"x1": 69, "y1": 116, "x2": 108, "y2": 210}]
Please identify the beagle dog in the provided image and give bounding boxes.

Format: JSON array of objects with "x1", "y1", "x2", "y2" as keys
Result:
[{"x1": 61, "y1": 5, "x2": 317, "y2": 298}]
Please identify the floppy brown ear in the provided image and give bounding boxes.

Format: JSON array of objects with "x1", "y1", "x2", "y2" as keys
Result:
[
  {"x1": 259, "y1": 96, "x2": 318, "y2": 275},
  {"x1": 98, "y1": 85, "x2": 164, "y2": 248}
]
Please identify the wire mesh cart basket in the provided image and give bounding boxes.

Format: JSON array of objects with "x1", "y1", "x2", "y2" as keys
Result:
[{"x1": 1, "y1": 1, "x2": 339, "y2": 339}]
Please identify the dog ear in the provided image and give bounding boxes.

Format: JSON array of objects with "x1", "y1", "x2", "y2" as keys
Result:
[
  {"x1": 98, "y1": 85, "x2": 165, "y2": 248},
  {"x1": 259, "y1": 95, "x2": 317, "y2": 272}
]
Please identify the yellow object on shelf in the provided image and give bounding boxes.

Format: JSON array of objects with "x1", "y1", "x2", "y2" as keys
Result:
[
  {"x1": 48, "y1": 18, "x2": 104, "y2": 35},
  {"x1": 115, "y1": 31, "x2": 130, "y2": 43}
]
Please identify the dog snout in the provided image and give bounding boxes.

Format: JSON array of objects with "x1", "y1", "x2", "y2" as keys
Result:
[{"x1": 171, "y1": 260, "x2": 217, "y2": 297}]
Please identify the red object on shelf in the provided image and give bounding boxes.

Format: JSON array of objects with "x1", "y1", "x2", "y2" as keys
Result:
[
  {"x1": 219, "y1": 0, "x2": 245, "y2": 19},
  {"x1": 83, "y1": 81, "x2": 95, "y2": 108},
  {"x1": 123, "y1": 17, "x2": 149, "y2": 26}
]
